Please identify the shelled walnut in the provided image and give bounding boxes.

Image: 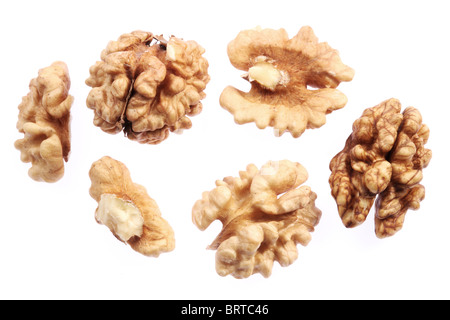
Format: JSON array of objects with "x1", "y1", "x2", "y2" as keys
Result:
[
  {"x1": 192, "y1": 160, "x2": 322, "y2": 278},
  {"x1": 85, "y1": 30, "x2": 210, "y2": 144},
  {"x1": 15, "y1": 61, "x2": 73, "y2": 183},
  {"x1": 89, "y1": 156, "x2": 175, "y2": 256},
  {"x1": 219, "y1": 26, "x2": 354, "y2": 138},
  {"x1": 329, "y1": 98, "x2": 432, "y2": 238}
]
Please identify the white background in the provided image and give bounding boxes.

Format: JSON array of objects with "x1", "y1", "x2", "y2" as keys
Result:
[{"x1": 1, "y1": 0, "x2": 449, "y2": 300}]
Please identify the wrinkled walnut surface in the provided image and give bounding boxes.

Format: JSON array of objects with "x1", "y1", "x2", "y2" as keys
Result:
[
  {"x1": 89, "y1": 156, "x2": 175, "y2": 257},
  {"x1": 192, "y1": 160, "x2": 322, "y2": 278},
  {"x1": 219, "y1": 26, "x2": 354, "y2": 138},
  {"x1": 86, "y1": 30, "x2": 210, "y2": 144},
  {"x1": 329, "y1": 98, "x2": 432, "y2": 238},
  {"x1": 15, "y1": 61, "x2": 73, "y2": 183}
]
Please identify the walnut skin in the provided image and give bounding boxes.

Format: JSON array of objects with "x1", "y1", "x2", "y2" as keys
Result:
[
  {"x1": 329, "y1": 98, "x2": 432, "y2": 238},
  {"x1": 89, "y1": 156, "x2": 175, "y2": 257},
  {"x1": 86, "y1": 31, "x2": 210, "y2": 144},
  {"x1": 15, "y1": 61, "x2": 73, "y2": 183},
  {"x1": 219, "y1": 26, "x2": 354, "y2": 138},
  {"x1": 192, "y1": 160, "x2": 322, "y2": 278}
]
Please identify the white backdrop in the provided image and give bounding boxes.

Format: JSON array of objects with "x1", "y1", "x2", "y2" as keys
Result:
[{"x1": 1, "y1": 0, "x2": 449, "y2": 300}]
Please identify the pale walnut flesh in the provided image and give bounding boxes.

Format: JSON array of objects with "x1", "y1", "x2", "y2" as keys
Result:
[
  {"x1": 89, "y1": 156, "x2": 175, "y2": 256},
  {"x1": 192, "y1": 160, "x2": 322, "y2": 278},
  {"x1": 329, "y1": 98, "x2": 432, "y2": 238},
  {"x1": 85, "y1": 31, "x2": 210, "y2": 145},
  {"x1": 14, "y1": 61, "x2": 73, "y2": 183},
  {"x1": 219, "y1": 26, "x2": 354, "y2": 138},
  {"x1": 96, "y1": 194, "x2": 144, "y2": 242}
]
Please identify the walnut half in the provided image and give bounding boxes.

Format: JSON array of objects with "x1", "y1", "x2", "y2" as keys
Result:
[
  {"x1": 89, "y1": 156, "x2": 175, "y2": 256},
  {"x1": 219, "y1": 26, "x2": 354, "y2": 138},
  {"x1": 329, "y1": 98, "x2": 432, "y2": 238},
  {"x1": 15, "y1": 61, "x2": 73, "y2": 182},
  {"x1": 86, "y1": 31, "x2": 210, "y2": 144},
  {"x1": 192, "y1": 160, "x2": 322, "y2": 278}
]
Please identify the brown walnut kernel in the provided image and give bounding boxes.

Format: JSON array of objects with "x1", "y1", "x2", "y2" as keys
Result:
[
  {"x1": 15, "y1": 61, "x2": 73, "y2": 183},
  {"x1": 219, "y1": 26, "x2": 354, "y2": 138},
  {"x1": 86, "y1": 31, "x2": 210, "y2": 144},
  {"x1": 89, "y1": 156, "x2": 175, "y2": 257},
  {"x1": 192, "y1": 160, "x2": 322, "y2": 278},
  {"x1": 329, "y1": 98, "x2": 432, "y2": 238}
]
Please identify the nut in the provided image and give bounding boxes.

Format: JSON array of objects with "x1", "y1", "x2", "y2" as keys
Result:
[
  {"x1": 89, "y1": 156, "x2": 175, "y2": 256},
  {"x1": 14, "y1": 61, "x2": 73, "y2": 182},
  {"x1": 192, "y1": 160, "x2": 322, "y2": 278},
  {"x1": 96, "y1": 194, "x2": 144, "y2": 242},
  {"x1": 329, "y1": 98, "x2": 432, "y2": 238},
  {"x1": 85, "y1": 31, "x2": 210, "y2": 144},
  {"x1": 219, "y1": 26, "x2": 354, "y2": 138}
]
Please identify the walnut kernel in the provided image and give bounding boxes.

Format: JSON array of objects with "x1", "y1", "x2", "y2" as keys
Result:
[
  {"x1": 192, "y1": 160, "x2": 322, "y2": 278},
  {"x1": 329, "y1": 98, "x2": 432, "y2": 238},
  {"x1": 14, "y1": 61, "x2": 73, "y2": 183},
  {"x1": 89, "y1": 156, "x2": 175, "y2": 256},
  {"x1": 86, "y1": 31, "x2": 210, "y2": 144},
  {"x1": 219, "y1": 26, "x2": 354, "y2": 138}
]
